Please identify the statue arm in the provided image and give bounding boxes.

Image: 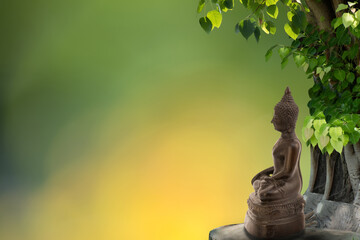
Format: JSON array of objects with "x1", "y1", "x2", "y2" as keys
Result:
[{"x1": 251, "y1": 166, "x2": 274, "y2": 185}]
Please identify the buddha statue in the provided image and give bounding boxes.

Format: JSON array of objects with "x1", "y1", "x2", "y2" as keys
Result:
[{"x1": 244, "y1": 87, "x2": 305, "y2": 239}]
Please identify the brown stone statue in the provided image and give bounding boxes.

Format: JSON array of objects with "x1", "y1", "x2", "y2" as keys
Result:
[{"x1": 244, "y1": 87, "x2": 305, "y2": 239}]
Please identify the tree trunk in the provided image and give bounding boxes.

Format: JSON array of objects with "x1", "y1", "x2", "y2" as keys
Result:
[{"x1": 303, "y1": 1, "x2": 360, "y2": 232}]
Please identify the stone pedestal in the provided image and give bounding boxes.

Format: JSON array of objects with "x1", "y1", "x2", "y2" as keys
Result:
[
  {"x1": 209, "y1": 224, "x2": 360, "y2": 240},
  {"x1": 244, "y1": 193, "x2": 305, "y2": 239}
]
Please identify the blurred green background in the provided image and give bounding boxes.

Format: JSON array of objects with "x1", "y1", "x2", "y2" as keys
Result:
[{"x1": 0, "y1": 0, "x2": 313, "y2": 239}]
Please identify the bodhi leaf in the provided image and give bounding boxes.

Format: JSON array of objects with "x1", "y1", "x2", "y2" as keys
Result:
[
  {"x1": 355, "y1": 10, "x2": 360, "y2": 21},
  {"x1": 207, "y1": 10, "x2": 222, "y2": 29},
  {"x1": 313, "y1": 119, "x2": 327, "y2": 131},
  {"x1": 265, "y1": 49, "x2": 272, "y2": 61},
  {"x1": 310, "y1": 135, "x2": 318, "y2": 147},
  {"x1": 223, "y1": 0, "x2": 234, "y2": 9},
  {"x1": 281, "y1": 57, "x2": 288, "y2": 69},
  {"x1": 347, "y1": 72, "x2": 355, "y2": 83},
  {"x1": 291, "y1": 10, "x2": 307, "y2": 30},
  {"x1": 348, "y1": 1, "x2": 357, "y2": 7},
  {"x1": 303, "y1": 116, "x2": 314, "y2": 128},
  {"x1": 329, "y1": 126, "x2": 343, "y2": 140},
  {"x1": 334, "y1": 69, "x2": 346, "y2": 81},
  {"x1": 349, "y1": 129, "x2": 360, "y2": 144},
  {"x1": 336, "y1": 3, "x2": 348, "y2": 12},
  {"x1": 278, "y1": 47, "x2": 290, "y2": 59},
  {"x1": 265, "y1": 45, "x2": 277, "y2": 61},
  {"x1": 343, "y1": 134, "x2": 350, "y2": 145},
  {"x1": 303, "y1": 127, "x2": 314, "y2": 141},
  {"x1": 261, "y1": 21, "x2": 276, "y2": 34},
  {"x1": 199, "y1": 17, "x2": 213, "y2": 33},
  {"x1": 319, "y1": 135, "x2": 330, "y2": 150},
  {"x1": 326, "y1": 142, "x2": 335, "y2": 155},
  {"x1": 287, "y1": 11, "x2": 294, "y2": 21},
  {"x1": 342, "y1": 13, "x2": 355, "y2": 28},
  {"x1": 239, "y1": 19, "x2": 256, "y2": 39},
  {"x1": 331, "y1": 138, "x2": 343, "y2": 153},
  {"x1": 293, "y1": 54, "x2": 306, "y2": 67},
  {"x1": 197, "y1": 0, "x2": 206, "y2": 13},
  {"x1": 254, "y1": 27, "x2": 260, "y2": 42},
  {"x1": 267, "y1": 5, "x2": 279, "y2": 19},
  {"x1": 319, "y1": 123, "x2": 330, "y2": 136},
  {"x1": 308, "y1": 59, "x2": 318, "y2": 71},
  {"x1": 332, "y1": 17, "x2": 343, "y2": 29},
  {"x1": 284, "y1": 23, "x2": 298, "y2": 40},
  {"x1": 266, "y1": 0, "x2": 279, "y2": 6}
]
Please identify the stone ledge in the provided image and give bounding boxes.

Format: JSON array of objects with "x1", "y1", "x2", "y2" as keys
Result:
[{"x1": 209, "y1": 223, "x2": 360, "y2": 240}]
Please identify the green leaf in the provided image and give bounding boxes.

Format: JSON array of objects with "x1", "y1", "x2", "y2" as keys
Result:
[
  {"x1": 254, "y1": 27, "x2": 260, "y2": 42},
  {"x1": 287, "y1": 11, "x2": 294, "y2": 21},
  {"x1": 207, "y1": 10, "x2": 222, "y2": 29},
  {"x1": 330, "y1": 138, "x2": 343, "y2": 153},
  {"x1": 342, "y1": 13, "x2": 355, "y2": 28},
  {"x1": 318, "y1": 135, "x2": 330, "y2": 150},
  {"x1": 199, "y1": 17, "x2": 213, "y2": 33},
  {"x1": 324, "y1": 66, "x2": 332, "y2": 73},
  {"x1": 343, "y1": 134, "x2": 350, "y2": 145},
  {"x1": 265, "y1": 45, "x2": 277, "y2": 61},
  {"x1": 278, "y1": 47, "x2": 290, "y2": 59},
  {"x1": 316, "y1": 67, "x2": 322, "y2": 74},
  {"x1": 239, "y1": 0, "x2": 248, "y2": 7},
  {"x1": 336, "y1": 3, "x2": 348, "y2": 12},
  {"x1": 262, "y1": 21, "x2": 276, "y2": 34},
  {"x1": 329, "y1": 126, "x2": 343, "y2": 140},
  {"x1": 284, "y1": 23, "x2": 298, "y2": 40},
  {"x1": 303, "y1": 127, "x2": 314, "y2": 141},
  {"x1": 347, "y1": 72, "x2": 355, "y2": 83},
  {"x1": 319, "y1": 123, "x2": 330, "y2": 136},
  {"x1": 303, "y1": 63, "x2": 309, "y2": 72},
  {"x1": 293, "y1": 54, "x2": 306, "y2": 67},
  {"x1": 266, "y1": 0, "x2": 278, "y2": 6},
  {"x1": 355, "y1": 10, "x2": 360, "y2": 21},
  {"x1": 223, "y1": 0, "x2": 234, "y2": 9},
  {"x1": 265, "y1": 49, "x2": 273, "y2": 61},
  {"x1": 348, "y1": 1, "x2": 357, "y2": 7},
  {"x1": 310, "y1": 135, "x2": 318, "y2": 147},
  {"x1": 313, "y1": 119, "x2": 326, "y2": 131},
  {"x1": 266, "y1": 5, "x2": 279, "y2": 19},
  {"x1": 334, "y1": 69, "x2": 346, "y2": 81},
  {"x1": 197, "y1": 0, "x2": 206, "y2": 13},
  {"x1": 333, "y1": 17, "x2": 343, "y2": 29},
  {"x1": 309, "y1": 58, "x2": 318, "y2": 71},
  {"x1": 238, "y1": 19, "x2": 256, "y2": 40},
  {"x1": 291, "y1": 10, "x2": 307, "y2": 30},
  {"x1": 352, "y1": 20, "x2": 359, "y2": 28},
  {"x1": 281, "y1": 58, "x2": 288, "y2": 69},
  {"x1": 349, "y1": 129, "x2": 360, "y2": 144},
  {"x1": 325, "y1": 142, "x2": 335, "y2": 155}
]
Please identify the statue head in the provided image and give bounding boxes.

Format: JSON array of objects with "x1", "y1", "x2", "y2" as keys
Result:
[{"x1": 271, "y1": 87, "x2": 299, "y2": 132}]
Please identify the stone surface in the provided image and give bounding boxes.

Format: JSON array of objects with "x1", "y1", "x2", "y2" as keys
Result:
[
  {"x1": 304, "y1": 191, "x2": 360, "y2": 232},
  {"x1": 209, "y1": 224, "x2": 360, "y2": 240}
]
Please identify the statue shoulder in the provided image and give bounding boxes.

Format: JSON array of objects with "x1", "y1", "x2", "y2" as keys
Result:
[{"x1": 288, "y1": 138, "x2": 301, "y2": 151}]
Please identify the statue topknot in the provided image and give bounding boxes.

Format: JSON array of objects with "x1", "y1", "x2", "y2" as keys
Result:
[{"x1": 274, "y1": 87, "x2": 299, "y2": 130}]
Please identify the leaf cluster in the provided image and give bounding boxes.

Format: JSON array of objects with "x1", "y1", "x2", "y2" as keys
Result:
[{"x1": 196, "y1": 0, "x2": 360, "y2": 155}]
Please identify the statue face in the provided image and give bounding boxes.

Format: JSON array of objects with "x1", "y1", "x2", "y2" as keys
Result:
[{"x1": 271, "y1": 112, "x2": 288, "y2": 132}]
